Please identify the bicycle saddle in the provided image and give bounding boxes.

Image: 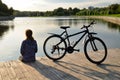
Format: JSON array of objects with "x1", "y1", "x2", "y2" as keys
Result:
[{"x1": 60, "y1": 26, "x2": 70, "y2": 29}]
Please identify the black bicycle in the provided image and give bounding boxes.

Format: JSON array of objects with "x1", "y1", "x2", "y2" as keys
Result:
[{"x1": 43, "y1": 21, "x2": 107, "y2": 64}]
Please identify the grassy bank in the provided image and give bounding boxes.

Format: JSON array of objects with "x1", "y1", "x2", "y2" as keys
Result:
[
  {"x1": 85, "y1": 15, "x2": 120, "y2": 25},
  {"x1": 106, "y1": 14, "x2": 120, "y2": 17},
  {"x1": 85, "y1": 14, "x2": 120, "y2": 17}
]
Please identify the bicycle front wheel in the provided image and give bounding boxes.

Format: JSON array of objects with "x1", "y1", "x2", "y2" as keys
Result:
[
  {"x1": 43, "y1": 35, "x2": 67, "y2": 61},
  {"x1": 84, "y1": 37, "x2": 107, "y2": 64}
]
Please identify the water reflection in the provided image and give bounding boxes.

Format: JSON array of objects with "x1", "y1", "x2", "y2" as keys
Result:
[
  {"x1": 55, "y1": 18, "x2": 79, "y2": 26},
  {"x1": 107, "y1": 22, "x2": 120, "y2": 32},
  {"x1": 0, "y1": 21, "x2": 14, "y2": 39},
  {"x1": 90, "y1": 19, "x2": 120, "y2": 33},
  {"x1": 54, "y1": 17, "x2": 94, "y2": 27}
]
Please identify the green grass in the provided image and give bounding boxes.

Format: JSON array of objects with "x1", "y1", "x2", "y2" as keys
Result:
[{"x1": 105, "y1": 14, "x2": 120, "y2": 17}]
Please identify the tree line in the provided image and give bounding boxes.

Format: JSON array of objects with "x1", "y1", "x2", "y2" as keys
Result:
[
  {"x1": 77, "y1": 4, "x2": 120, "y2": 16},
  {"x1": 0, "y1": 0, "x2": 120, "y2": 17},
  {"x1": 14, "y1": 3, "x2": 120, "y2": 17},
  {"x1": 0, "y1": 0, "x2": 14, "y2": 16},
  {"x1": 14, "y1": 7, "x2": 80, "y2": 17}
]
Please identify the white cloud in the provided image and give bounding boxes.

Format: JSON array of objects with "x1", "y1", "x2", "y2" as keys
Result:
[
  {"x1": 31, "y1": 0, "x2": 120, "y2": 11},
  {"x1": 2, "y1": 0, "x2": 120, "y2": 11},
  {"x1": 43, "y1": 0, "x2": 89, "y2": 3},
  {"x1": 2, "y1": 0, "x2": 46, "y2": 11}
]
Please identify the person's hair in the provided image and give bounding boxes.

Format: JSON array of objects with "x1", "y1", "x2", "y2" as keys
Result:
[{"x1": 25, "y1": 29, "x2": 34, "y2": 40}]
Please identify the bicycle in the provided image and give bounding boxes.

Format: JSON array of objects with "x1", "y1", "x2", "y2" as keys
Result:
[{"x1": 43, "y1": 20, "x2": 107, "y2": 64}]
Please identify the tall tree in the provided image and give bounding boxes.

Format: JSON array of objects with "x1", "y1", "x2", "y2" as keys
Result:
[
  {"x1": 109, "y1": 4, "x2": 120, "y2": 14},
  {"x1": 53, "y1": 7, "x2": 65, "y2": 16},
  {"x1": 68, "y1": 7, "x2": 73, "y2": 15},
  {"x1": 72, "y1": 8, "x2": 80, "y2": 15},
  {"x1": 0, "y1": 0, "x2": 14, "y2": 16}
]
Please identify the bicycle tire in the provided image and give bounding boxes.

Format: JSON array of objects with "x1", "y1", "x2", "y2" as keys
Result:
[
  {"x1": 43, "y1": 35, "x2": 67, "y2": 61},
  {"x1": 84, "y1": 37, "x2": 107, "y2": 64}
]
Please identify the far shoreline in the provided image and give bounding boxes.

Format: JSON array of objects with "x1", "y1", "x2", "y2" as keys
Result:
[
  {"x1": 1, "y1": 15, "x2": 120, "y2": 26},
  {"x1": 83, "y1": 16, "x2": 120, "y2": 25},
  {"x1": 0, "y1": 16, "x2": 15, "y2": 21}
]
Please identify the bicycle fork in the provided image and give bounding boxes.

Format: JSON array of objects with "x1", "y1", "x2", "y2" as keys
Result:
[{"x1": 90, "y1": 38, "x2": 98, "y2": 51}]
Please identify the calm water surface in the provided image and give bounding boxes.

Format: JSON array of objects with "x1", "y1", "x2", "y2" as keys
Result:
[{"x1": 0, "y1": 16, "x2": 120, "y2": 61}]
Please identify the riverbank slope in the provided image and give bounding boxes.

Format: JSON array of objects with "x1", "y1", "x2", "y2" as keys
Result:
[{"x1": 87, "y1": 16, "x2": 120, "y2": 25}]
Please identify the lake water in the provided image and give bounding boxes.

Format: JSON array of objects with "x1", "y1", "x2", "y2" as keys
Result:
[{"x1": 0, "y1": 16, "x2": 120, "y2": 62}]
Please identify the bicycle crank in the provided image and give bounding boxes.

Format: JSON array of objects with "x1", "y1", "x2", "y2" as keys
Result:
[{"x1": 66, "y1": 46, "x2": 80, "y2": 53}]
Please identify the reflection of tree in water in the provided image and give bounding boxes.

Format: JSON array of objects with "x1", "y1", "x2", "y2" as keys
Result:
[
  {"x1": 107, "y1": 22, "x2": 120, "y2": 32},
  {"x1": 55, "y1": 18, "x2": 83, "y2": 26},
  {"x1": 0, "y1": 21, "x2": 14, "y2": 39},
  {"x1": 0, "y1": 25, "x2": 8, "y2": 37},
  {"x1": 55, "y1": 17, "x2": 97, "y2": 27}
]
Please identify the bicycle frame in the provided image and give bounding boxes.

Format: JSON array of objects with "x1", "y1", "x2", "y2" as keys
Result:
[
  {"x1": 48, "y1": 21, "x2": 97, "y2": 52},
  {"x1": 59, "y1": 29, "x2": 89, "y2": 48}
]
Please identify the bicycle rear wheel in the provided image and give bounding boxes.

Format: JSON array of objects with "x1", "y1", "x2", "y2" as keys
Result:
[
  {"x1": 43, "y1": 35, "x2": 67, "y2": 61},
  {"x1": 84, "y1": 37, "x2": 107, "y2": 64}
]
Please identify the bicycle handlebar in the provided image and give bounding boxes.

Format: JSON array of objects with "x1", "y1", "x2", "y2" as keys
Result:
[{"x1": 81, "y1": 20, "x2": 96, "y2": 29}]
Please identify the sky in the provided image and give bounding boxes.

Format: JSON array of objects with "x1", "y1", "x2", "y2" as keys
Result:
[{"x1": 2, "y1": 0, "x2": 120, "y2": 11}]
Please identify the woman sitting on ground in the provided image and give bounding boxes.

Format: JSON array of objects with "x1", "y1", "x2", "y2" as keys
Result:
[{"x1": 20, "y1": 29, "x2": 38, "y2": 62}]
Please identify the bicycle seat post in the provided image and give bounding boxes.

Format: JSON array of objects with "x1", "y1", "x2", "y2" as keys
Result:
[{"x1": 60, "y1": 26, "x2": 71, "y2": 46}]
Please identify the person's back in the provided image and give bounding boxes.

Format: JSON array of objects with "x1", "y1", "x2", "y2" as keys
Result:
[{"x1": 20, "y1": 29, "x2": 38, "y2": 62}]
